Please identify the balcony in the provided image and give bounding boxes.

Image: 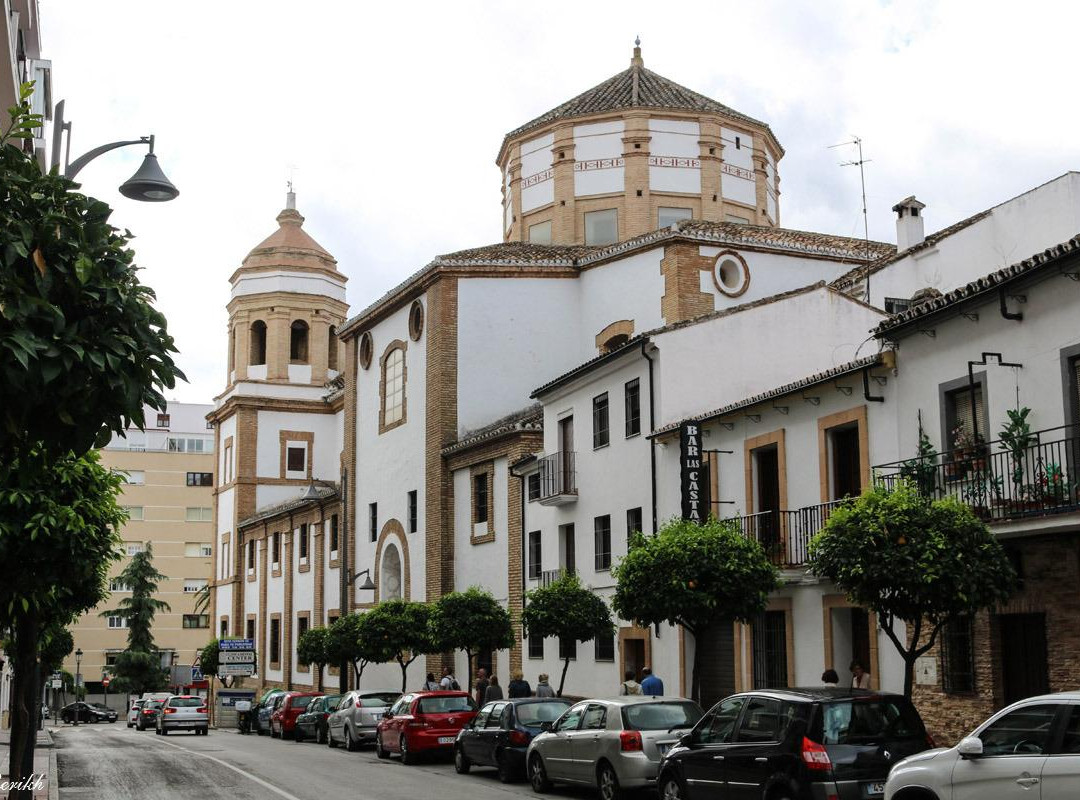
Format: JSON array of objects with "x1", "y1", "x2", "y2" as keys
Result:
[
  {"x1": 537, "y1": 451, "x2": 577, "y2": 506},
  {"x1": 725, "y1": 499, "x2": 851, "y2": 568},
  {"x1": 874, "y1": 424, "x2": 1080, "y2": 524},
  {"x1": 536, "y1": 568, "x2": 572, "y2": 587}
]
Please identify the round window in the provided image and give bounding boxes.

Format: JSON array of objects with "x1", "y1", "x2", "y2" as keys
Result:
[
  {"x1": 712, "y1": 251, "x2": 750, "y2": 297},
  {"x1": 408, "y1": 300, "x2": 424, "y2": 342},
  {"x1": 359, "y1": 331, "x2": 373, "y2": 370}
]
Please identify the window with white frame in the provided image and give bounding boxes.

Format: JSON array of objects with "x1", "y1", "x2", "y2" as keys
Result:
[
  {"x1": 185, "y1": 507, "x2": 213, "y2": 522},
  {"x1": 108, "y1": 579, "x2": 132, "y2": 593},
  {"x1": 107, "y1": 616, "x2": 128, "y2": 629},
  {"x1": 382, "y1": 347, "x2": 405, "y2": 426},
  {"x1": 122, "y1": 470, "x2": 145, "y2": 485},
  {"x1": 168, "y1": 436, "x2": 213, "y2": 453},
  {"x1": 123, "y1": 506, "x2": 144, "y2": 521},
  {"x1": 184, "y1": 542, "x2": 213, "y2": 558},
  {"x1": 285, "y1": 442, "x2": 307, "y2": 477},
  {"x1": 125, "y1": 542, "x2": 144, "y2": 556},
  {"x1": 183, "y1": 579, "x2": 209, "y2": 594}
]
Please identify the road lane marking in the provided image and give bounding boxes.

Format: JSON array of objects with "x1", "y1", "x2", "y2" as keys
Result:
[{"x1": 148, "y1": 736, "x2": 305, "y2": 800}]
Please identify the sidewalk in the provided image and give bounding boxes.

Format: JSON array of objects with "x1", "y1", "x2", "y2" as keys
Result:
[{"x1": 0, "y1": 722, "x2": 57, "y2": 799}]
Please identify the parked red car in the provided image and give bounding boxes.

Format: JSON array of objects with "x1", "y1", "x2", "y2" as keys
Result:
[
  {"x1": 270, "y1": 691, "x2": 322, "y2": 739},
  {"x1": 375, "y1": 691, "x2": 478, "y2": 764}
]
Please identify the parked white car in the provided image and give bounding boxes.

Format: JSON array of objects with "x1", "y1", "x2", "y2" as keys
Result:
[
  {"x1": 886, "y1": 691, "x2": 1080, "y2": 800},
  {"x1": 328, "y1": 690, "x2": 400, "y2": 750},
  {"x1": 126, "y1": 699, "x2": 146, "y2": 728}
]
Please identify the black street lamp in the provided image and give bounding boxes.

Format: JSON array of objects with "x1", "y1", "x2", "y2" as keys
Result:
[
  {"x1": 73, "y1": 648, "x2": 83, "y2": 727},
  {"x1": 50, "y1": 100, "x2": 179, "y2": 202}
]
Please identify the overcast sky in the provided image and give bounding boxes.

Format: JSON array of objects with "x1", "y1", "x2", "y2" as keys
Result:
[{"x1": 44, "y1": 0, "x2": 1080, "y2": 404}]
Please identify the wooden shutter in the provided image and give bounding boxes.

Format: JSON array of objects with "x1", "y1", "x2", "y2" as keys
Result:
[{"x1": 951, "y1": 385, "x2": 988, "y2": 441}]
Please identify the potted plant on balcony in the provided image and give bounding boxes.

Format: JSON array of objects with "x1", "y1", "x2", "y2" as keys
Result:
[
  {"x1": 946, "y1": 426, "x2": 974, "y2": 480},
  {"x1": 998, "y1": 407, "x2": 1036, "y2": 503},
  {"x1": 898, "y1": 427, "x2": 938, "y2": 497}
]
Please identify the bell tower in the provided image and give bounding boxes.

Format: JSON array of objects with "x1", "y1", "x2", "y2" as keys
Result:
[{"x1": 224, "y1": 190, "x2": 348, "y2": 392}]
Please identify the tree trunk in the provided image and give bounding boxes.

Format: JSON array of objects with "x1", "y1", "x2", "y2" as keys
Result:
[
  {"x1": 690, "y1": 626, "x2": 706, "y2": 706},
  {"x1": 557, "y1": 657, "x2": 571, "y2": 697},
  {"x1": 903, "y1": 655, "x2": 915, "y2": 700},
  {"x1": 10, "y1": 611, "x2": 40, "y2": 800},
  {"x1": 340, "y1": 659, "x2": 348, "y2": 693},
  {"x1": 464, "y1": 649, "x2": 473, "y2": 698},
  {"x1": 316, "y1": 664, "x2": 323, "y2": 693}
]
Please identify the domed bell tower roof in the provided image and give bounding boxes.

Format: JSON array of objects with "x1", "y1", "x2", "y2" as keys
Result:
[{"x1": 232, "y1": 188, "x2": 342, "y2": 281}]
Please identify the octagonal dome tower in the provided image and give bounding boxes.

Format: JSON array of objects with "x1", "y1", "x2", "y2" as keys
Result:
[{"x1": 496, "y1": 42, "x2": 783, "y2": 247}]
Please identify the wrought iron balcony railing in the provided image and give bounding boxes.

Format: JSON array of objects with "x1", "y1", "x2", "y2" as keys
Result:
[
  {"x1": 874, "y1": 424, "x2": 1080, "y2": 523},
  {"x1": 537, "y1": 451, "x2": 577, "y2": 505},
  {"x1": 725, "y1": 499, "x2": 851, "y2": 568}
]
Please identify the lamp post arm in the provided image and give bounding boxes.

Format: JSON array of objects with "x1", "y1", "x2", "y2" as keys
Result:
[{"x1": 65, "y1": 137, "x2": 151, "y2": 179}]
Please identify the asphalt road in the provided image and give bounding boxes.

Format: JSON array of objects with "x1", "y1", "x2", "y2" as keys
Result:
[{"x1": 52, "y1": 723, "x2": 602, "y2": 800}]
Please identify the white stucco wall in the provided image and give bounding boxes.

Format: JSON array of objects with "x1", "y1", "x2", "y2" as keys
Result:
[
  {"x1": 649, "y1": 118, "x2": 701, "y2": 194},
  {"x1": 574, "y1": 120, "x2": 624, "y2": 197},
  {"x1": 521, "y1": 132, "x2": 555, "y2": 212},
  {"x1": 231, "y1": 271, "x2": 347, "y2": 303},
  {"x1": 255, "y1": 410, "x2": 339, "y2": 481}
]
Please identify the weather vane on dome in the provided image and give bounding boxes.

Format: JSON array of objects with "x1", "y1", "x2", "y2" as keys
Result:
[{"x1": 635, "y1": 35, "x2": 640, "y2": 47}]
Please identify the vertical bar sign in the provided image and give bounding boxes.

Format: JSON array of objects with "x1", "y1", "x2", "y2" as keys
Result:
[{"x1": 680, "y1": 420, "x2": 705, "y2": 523}]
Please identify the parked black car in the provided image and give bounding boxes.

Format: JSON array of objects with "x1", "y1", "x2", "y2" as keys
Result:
[
  {"x1": 60, "y1": 702, "x2": 115, "y2": 724},
  {"x1": 454, "y1": 697, "x2": 571, "y2": 782},
  {"x1": 136, "y1": 699, "x2": 165, "y2": 731},
  {"x1": 657, "y1": 688, "x2": 932, "y2": 800},
  {"x1": 295, "y1": 694, "x2": 340, "y2": 744}
]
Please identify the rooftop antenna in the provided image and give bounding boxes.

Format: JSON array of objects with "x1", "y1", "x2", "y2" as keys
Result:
[{"x1": 829, "y1": 136, "x2": 872, "y2": 301}]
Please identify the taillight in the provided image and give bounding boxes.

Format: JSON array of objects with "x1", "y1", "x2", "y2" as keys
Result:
[
  {"x1": 508, "y1": 730, "x2": 530, "y2": 746},
  {"x1": 197, "y1": 707, "x2": 207, "y2": 714},
  {"x1": 800, "y1": 737, "x2": 832, "y2": 772},
  {"x1": 356, "y1": 699, "x2": 363, "y2": 708},
  {"x1": 164, "y1": 708, "x2": 177, "y2": 715},
  {"x1": 619, "y1": 730, "x2": 643, "y2": 752},
  {"x1": 143, "y1": 709, "x2": 154, "y2": 715}
]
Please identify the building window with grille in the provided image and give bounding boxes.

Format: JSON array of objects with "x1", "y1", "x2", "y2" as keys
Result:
[
  {"x1": 183, "y1": 579, "x2": 208, "y2": 594},
  {"x1": 624, "y1": 379, "x2": 641, "y2": 437},
  {"x1": 559, "y1": 637, "x2": 577, "y2": 661},
  {"x1": 527, "y1": 472, "x2": 540, "y2": 502},
  {"x1": 247, "y1": 540, "x2": 255, "y2": 571},
  {"x1": 751, "y1": 610, "x2": 789, "y2": 689},
  {"x1": 286, "y1": 445, "x2": 306, "y2": 474},
  {"x1": 626, "y1": 507, "x2": 643, "y2": 541},
  {"x1": 407, "y1": 490, "x2": 418, "y2": 533},
  {"x1": 594, "y1": 515, "x2": 611, "y2": 571},
  {"x1": 297, "y1": 614, "x2": 309, "y2": 642},
  {"x1": 942, "y1": 615, "x2": 976, "y2": 694},
  {"x1": 594, "y1": 633, "x2": 615, "y2": 662},
  {"x1": 107, "y1": 616, "x2": 128, "y2": 629},
  {"x1": 473, "y1": 473, "x2": 489, "y2": 525},
  {"x1": 369, "y1": 502, "x2": 378, "y2": 542},
  {"x1": 330, "y1": 514, "x2": 339, "y2": 553},
  {"x1": 246, "y1": 618, "x2": 256, "y2": 641},
  {"x1": 528, "y1": 633, "x2": 544, "y2": 659},
  {"x1": 298, "y1": 523, "x2": 309, "y2": 560},
  {"x1": 528, "y1": 531, "x2": 542, "y2": 580},
  {"x1": 593, "y1": 393, "x2": 610, "y2": 449},
  {"x1": 269, "y1": 617, "x2": 281, "y2": 666},
  {"x1": 182, "y1": 614, "x2": 209, "y2": 629},
  {"x1": 271, "y1": 532, "x2": 281, "y2": 566},
  {"x1": 186, "y1": 472, "x2": 213, "y2": 487}
]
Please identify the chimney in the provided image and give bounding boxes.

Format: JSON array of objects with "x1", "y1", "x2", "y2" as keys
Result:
[{"x1": 892, "y1": 196, "x2": 926, "y2": 253}]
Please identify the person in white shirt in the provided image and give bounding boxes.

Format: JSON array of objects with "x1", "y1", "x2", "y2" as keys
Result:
[{"x1": 849, "y1": 660, "x2": 871, "y2": 689}]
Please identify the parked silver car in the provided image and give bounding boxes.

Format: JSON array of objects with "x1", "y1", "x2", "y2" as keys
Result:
[
  {"x1": 327, "y1": 690, "x2": 401, "y2": 751},
  {"x1": 126, "y1": 699, "x2": 147, "y2": 728},
  {"x1": 155, "y1": 694, "x2": 209, "y2": 736},
  {"x1": 526, "y1": 696, "x2": 703, "y2": 800}
]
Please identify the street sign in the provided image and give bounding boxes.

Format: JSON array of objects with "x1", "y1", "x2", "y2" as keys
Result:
[
  {"x1": 50, "y1": 671, "x2": 62, "y2": 682},
  {"x1": 191, "y1": 665, "x2": 204, "y2": 681},
  {"x1": 217, "y1": 663, "x2": 255, "y2": 677},
  {"x1": 218, "y1": 651, "x2": 255, "y2": 664},
  {"x1": 102, "y1": 677, "x2": 110, "y2": 687},
  {"x1": 50, "y1": 680, "x2": 62, "y2": 689},
  {"x1": 219, "y1": 639, "x2": 255, "y2": 651}
]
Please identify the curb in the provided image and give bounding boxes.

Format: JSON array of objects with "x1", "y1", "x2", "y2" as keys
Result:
[{"x1": 48, "y1": 749, "x2": 58, "y2": 800}]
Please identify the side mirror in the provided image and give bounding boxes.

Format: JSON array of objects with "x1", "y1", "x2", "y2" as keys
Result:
[
  {"x1": 678, "y1": 732, "x2": 692, "y2": 747},
  {"x1": 383, "y1": 711, "x2": 393, "y2": 719},
  {"x1": 957, "y1": 736, "x2": 983, "y2": 759},
  {"x1": 540, "y1": 721, "x2": 553, "y2": 732}
]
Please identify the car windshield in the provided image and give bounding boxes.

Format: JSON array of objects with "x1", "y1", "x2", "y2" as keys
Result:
[
  {"x1": 622, "y1": 702, "x2": 703, "y2": 731},
  {"x1": 417, "y1": 696, "x2": 475, "y2": 714},
  {"x1": 818, "y1": 698, "x2": 924, "y2": 745},
  {"x1": 516, "y1": 702, "x2": 571, "y2": 727},
  {"x1": 170, "y1": 698, "x2": 204, "y2": 708},
  {"x1": 361, "y1": 693, "x2": 400, "y2": 707},
  {"x1": 291, "y1": 696, "x2": 315, "y2": 710},
  {"x1": 319, "y1": 695, "x2": 342, "y2": 709},
  {"x1": 148, "y1": 701, "x2": 164, "y2": 710}
]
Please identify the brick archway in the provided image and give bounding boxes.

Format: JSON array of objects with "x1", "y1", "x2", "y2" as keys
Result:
[
  {"x1": 373, "y1": 519, "x2": 410, "y2": 603},
  {"x1": 595, "y1": 320, "x2": 635, "y2": 354}
]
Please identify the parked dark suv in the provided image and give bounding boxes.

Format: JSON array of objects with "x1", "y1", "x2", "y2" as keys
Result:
[{"x1": 658, "y1": 688, "x2": 932, "y2": 800}]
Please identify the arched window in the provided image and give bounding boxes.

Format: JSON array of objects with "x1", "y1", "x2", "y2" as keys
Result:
[
  {"x1": 601, "y1": 333, "x2": 630, "y2": 354},
  {"x1": 327, "y1": 325, "x2": 338, "y2": 371},
  {"x1": 381, "y1": 544, "x2": 402, "y2": 601},
  {"x1": 249, "y1": 320, "x2": 267, "y2": 366},
  {"x1": 290, "y1": 320, "x2": 309, "y2": 363},
  {"x1": 381, "y1": 345, "x2": 405, "y2": 429}
]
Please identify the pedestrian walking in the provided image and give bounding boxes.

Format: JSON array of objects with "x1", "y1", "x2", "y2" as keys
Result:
[
  {"x1": 423, "y1": 672, "x2": 441, "y2": 691},
  {"x1": 640, "y1": 667, "x2": 664, "y2": 696},
  {"x1": 620, "y1": 670, "x2": 642, "y2": 695},
  {"x1": 849, "y1": 660, "x2": 871, "y2": 689},
  {"x1": 534, "y1": 674, "x2": 555, "y2": 697},
  {"x1": 821, "y1": 669, "x2": 839, "y2": 686},
  {"x1": 474, "y1": 668, "x2": 490, "y2": 707},
  {"x1": 485, "y1": 675, "x2": 504, "y2": 703},
  {"x1": 439, "y1": 665, "x2": 461, "y2": 690},
  {"x1": 507, "y1": 670, "x2": 532, "y2": 698}
]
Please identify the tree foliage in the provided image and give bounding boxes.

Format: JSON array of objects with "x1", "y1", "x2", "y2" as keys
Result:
[
  {"x1": 197, "y1": 639, "x2": 222, "y2": 680},
  {"x1": 37, "y1": 625, "x2": 74, "y2": 677},
  {"x1": 326, "y1": 614, "x2": 376, "y2": 686},
  {"x1": 521, "y1": 572, "x2": 614, "y2": 696},
  {"x1": 431, "y1": 587, "x2": 514, "y2": 692},
  {"x1": 808, "y1": 481, "x2": 1017, "y2": 698},
  {"x1": 612, "y1": 517, "x2": 779, "y2": 704},
  {"x1": 297, "y1": 625, "x2": 332, "y2": 690},
  {"x1": 99, "y1": 544, "x2": 170, "y2": 694},
  {"x1": 0, "y1": 85, "x2": 182, "y2": 468},
  {"x1": 360, "y1": 600, "x2": 434, "y2": 692}
]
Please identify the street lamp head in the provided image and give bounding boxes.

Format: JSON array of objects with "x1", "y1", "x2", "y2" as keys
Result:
[
  {"x1": 75, "y1": 648, "x2": 83, "y2": 658},
  {"x1": 357, "y1": 574, "x2": 376, "y2": 591},
  {"x1": 119, "y1": 140, "x2": 179, "y2": 202}
]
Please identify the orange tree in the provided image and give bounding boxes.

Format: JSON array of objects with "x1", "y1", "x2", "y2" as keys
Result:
[
  {"x1": 808, "y1": 481, "x2": 1016, "y2": 698},
  {"x1": 430, "y1": 587, "x2": 514, "y2": 693},
  {"x1": 612, "y1": 517, "x2": 779, "y2": 706}
]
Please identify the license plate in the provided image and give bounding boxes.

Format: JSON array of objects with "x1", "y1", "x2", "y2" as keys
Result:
[
  {"x1": 438, "y1": 736, "x2": 455, "y2": 744},
  {"x1": 866, "y1": 783, "x2": 885, "y2": 797}
]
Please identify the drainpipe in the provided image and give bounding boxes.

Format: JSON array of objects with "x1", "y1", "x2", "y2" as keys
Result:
[
  {"x1": 641, "y1": 340, "x2": 658, "y2": 533},
  {"x1": 862, "y1": 368, "x2": 884, "y2": 402},
  {"x1": 999, "y1": 288, "x2": 1023, "y2": 321}
]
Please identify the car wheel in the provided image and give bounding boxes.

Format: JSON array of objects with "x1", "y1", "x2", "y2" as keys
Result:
[
  {"x1": 529, "y1": 754, "x2": 551, "y2": 794},
  {"x1": 294, "y1": 726, "x2": 304, "y2": 743},
  {"x1": 496, "y1": 751, "x2": 514, "y2": 783},
  {"x1": 345, "y1": 725, "x2": 359, "y2": 752},
  {"x1": 454, "y1": 746, "x2": 471, "y2": 774},
  {"x1": 597, "y1": 761, "x2": 621, "y2": 800},
  {"x1": 160, "y1": 727, "x2": 168, "y2": 736},
  {"x1": 658, "y1": 772, "x2": 686, "y2": 800},
  {"x1": 375, "y1": 732, "x2": 389, "y2": 759},
  {"x1": 400, "y1": 735, "x2": 415, "y2": 765},
  {"x1": 127, "y1": 723, "x2": 133, "y2": 728}
]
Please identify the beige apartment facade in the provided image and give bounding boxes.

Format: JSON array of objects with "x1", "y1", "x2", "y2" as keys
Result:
[{"x1": 61, "y1": 403, "x2": 216, "y2": 695}]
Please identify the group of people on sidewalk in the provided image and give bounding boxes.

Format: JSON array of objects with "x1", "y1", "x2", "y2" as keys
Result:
[
  {"x1": 820, "y1": 660, "x2": 872, "y2": 689},
  {"x1": 419, "y1": 664, "x2": 667, "y2": 704},
  {"x1": 618, "y1": 667, "x2": 664, "y2": 696}
]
